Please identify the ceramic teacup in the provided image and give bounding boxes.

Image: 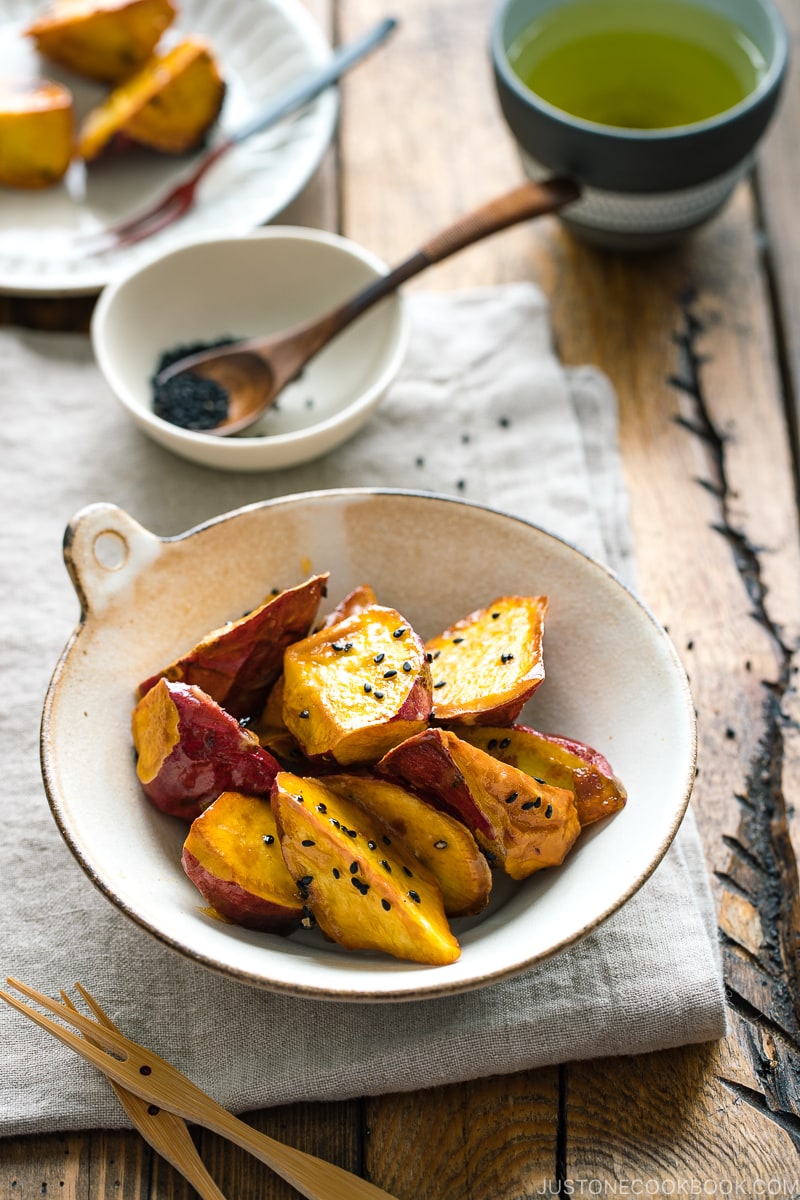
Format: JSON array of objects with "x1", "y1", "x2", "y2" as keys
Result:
[{"x1": 491, "y1": 0, "x2": 789, "y2": 250}]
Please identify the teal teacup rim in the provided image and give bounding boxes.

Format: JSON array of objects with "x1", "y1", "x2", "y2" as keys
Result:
[{"x1": 491, "y1": 0, "x2": 789, "y2": 142}]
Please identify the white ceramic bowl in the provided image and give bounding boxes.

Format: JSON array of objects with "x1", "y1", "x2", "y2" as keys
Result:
[
  {"x1": 91, "y1": 229, "x2": 409, "y2": 471},
  {"x1": 41, "y1": 490, "x2": 696, "y2": 1002}
]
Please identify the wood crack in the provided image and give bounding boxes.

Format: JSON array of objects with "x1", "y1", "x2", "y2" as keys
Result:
[
  {"x1": 717, "y1": 1077, "x2": 800, "y2": 1151},
  {"x1": 670, "y1": 289, "x2": 800, "y2": 1121}
]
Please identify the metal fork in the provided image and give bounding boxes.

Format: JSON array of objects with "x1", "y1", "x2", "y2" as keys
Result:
[
  {"x1": 81, "y1": 17, "x2": 397, "y2": 254},
  {"x1": 2, "y1": 978, "x2": 399, "y2": 1200},
  {"x1": 61, "y1": 983, "x2": 228, "y2": 1200}
]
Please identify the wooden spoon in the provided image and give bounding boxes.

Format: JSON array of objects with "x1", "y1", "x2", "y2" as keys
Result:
[{"x1": 155, "y1": 176, "x2": 580, "y2": 436}]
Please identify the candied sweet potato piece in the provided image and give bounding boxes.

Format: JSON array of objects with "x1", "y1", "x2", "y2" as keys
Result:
[
  {"x1": 379, "y1": 728, "x2": 580, "y2": 880},
  {"x1": 282, "y1": 607, "x2": 432, "y2": 766},
  {"x1": 137, "y1": 574, "x2": 328, "y2": 721},
  {"x1": 78, "y1": 36, "x2": 225, "y2": 161},
  {"x1": 458, "y1": 725, "x2": 627, "y2": 828},
  {"x1": 322, "y1": 773, "x2": 491, "y2": 917},
  {"x1": 425, "y1": 595, "x2": 548, "y2": 725},
  {"x1": 26, "y1": 0, "x2": 177, "y2": 84},
  {"x1": 0, "y1": 79, "x2": 74, "y2": 189},
  {"x1": 182, "y1": 791, "x2": 303, "y2": 932},
  {"x1": 131, "y1": 678, "x2": 279, "y2": 821},
  {"x1": 271, "y1": 772, "x2": 460, "y2": 965}
]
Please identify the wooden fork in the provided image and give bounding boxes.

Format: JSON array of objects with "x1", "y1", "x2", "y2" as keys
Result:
[
  {"x1": 61, "y1": 984, "x2": 228, "y2": 1200},
  {"x1": 2, "y1": 978, "x2": 400, "y2": 1200}
]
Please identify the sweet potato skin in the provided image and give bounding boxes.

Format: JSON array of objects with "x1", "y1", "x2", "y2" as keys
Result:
[
  {"x1": 182, "y1": 791, "x2": 303, "y2": 932},
  {"x1": 137, "y1": 574, "x2": 328, "y2": 721},
  {"x1": 132, "y1": 679, "x2": 279, "y2": 821}
]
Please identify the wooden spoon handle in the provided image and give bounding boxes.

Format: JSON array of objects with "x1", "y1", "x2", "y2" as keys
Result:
[{"x1": 264, "y1": 177, "x2": 579, "y2": 383}]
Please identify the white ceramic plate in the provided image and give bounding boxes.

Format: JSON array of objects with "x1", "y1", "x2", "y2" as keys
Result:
[
  {"x1": 0, "y1": 0, "x2": 337, "y2": 296},
  {"x1": 41, "y1": 491, "x2": 696, "y2": 1002}
]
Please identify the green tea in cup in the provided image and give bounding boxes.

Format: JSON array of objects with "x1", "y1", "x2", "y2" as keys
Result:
[{"x1": 507, "y1": 0, "x2": 769, "y2": 129}]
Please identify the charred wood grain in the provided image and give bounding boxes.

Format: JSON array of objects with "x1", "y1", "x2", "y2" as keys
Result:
[{"x1": 670, "y1": 290, "x2": 800, "y2": 1129}]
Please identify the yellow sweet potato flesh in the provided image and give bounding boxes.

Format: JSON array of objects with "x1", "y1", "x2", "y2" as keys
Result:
[
  {"x1": 271, "y1": 772, "x2": 460, "y2": 965},
  {"x1": 457, "y1": 725, "x2": 627, "y2": 827},
  {"x1": 182, "y1": 791, "x2": 303, "y2": 932},
  {"x1": 78, "y1": 36, "x2": 224, "y2": 161},
  {"x1": 282, "y1": 607, "x2": 432, "y2": 766},
  {"x1": 425, "y1": 595, "x2": 547, "y2": 724},
  {"x1": 26, "y1": 0, "x2": 177, "y2": 84},
  {"x1": 0, "y1": 79, "x2": 73, "y2": 188},
  {"x1": 322, "y1": 773, "x2": 492, "y2": 917}
]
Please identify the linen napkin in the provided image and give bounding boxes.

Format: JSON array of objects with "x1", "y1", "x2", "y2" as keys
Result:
[{"x1": 0, "y1": 283, "x2": 726, "y2": 1136}]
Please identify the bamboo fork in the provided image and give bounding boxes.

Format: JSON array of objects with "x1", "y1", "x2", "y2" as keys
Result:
[
  {"x1": 2, "y1": 978, "x2": 399, "y2": 1200},
  {"x1": 61, "y1": 983, "x2": 228, "y2": 1200}
]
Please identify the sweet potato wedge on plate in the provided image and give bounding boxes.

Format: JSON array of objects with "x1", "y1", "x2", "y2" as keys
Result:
[
  {"x1": 26, "y1": 0, "x2": 177, "y2": 84},
  {"x1": 0, "y1": 79, "x2": 73, "y2": 188},
  {"x1": 78, "y1": 35, "x2": 225, "y2": 160}
]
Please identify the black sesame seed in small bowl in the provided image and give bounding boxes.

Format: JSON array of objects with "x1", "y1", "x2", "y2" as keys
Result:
[{"x1": 91, "y1": 229, "x2": 409, "y2": 473}]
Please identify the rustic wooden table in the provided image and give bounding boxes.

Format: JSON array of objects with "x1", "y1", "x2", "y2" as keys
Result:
[{"x1": 4, "y1": 0, "x2": 800, "y2": 1193}]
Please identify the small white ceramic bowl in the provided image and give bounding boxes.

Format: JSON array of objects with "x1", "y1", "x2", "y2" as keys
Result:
[
  {"x1": 91, "y1": 229, "x2": 409, "y2": 471},
  {"x1": 41, "y1": 490, "x2": 696, "y2": 1002}
]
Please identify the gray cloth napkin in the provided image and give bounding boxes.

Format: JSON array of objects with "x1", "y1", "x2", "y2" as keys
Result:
[{"x1": 0, "y1": 283, "x2": 726, "y2": 1136}]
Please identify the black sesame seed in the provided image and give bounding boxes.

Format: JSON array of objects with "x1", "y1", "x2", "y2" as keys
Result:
[
  {"x1": 374, "y1": 690, "x2": 384, "y2": 700},
  {"x1": 487, "y1": 738, "x2": 498, "y2": 750},
  {"x1": 433, "y1": 840, "x2": 448, "y2": 850},
  {"x1": 332, "y1": 642, "x2": 344, "y2": 652},
  {"x1": 238, "y1": 715, "x2": 251, "y2": 728},
  {"x1": 506, "y1": 791, "x2": 519, "y2": 804},
  {"x1": 383, "y1": 669, "x2": 397, "y2": 678},
  {"x1": 426, "y1": 652, "x2": 433, "y2": 663},
  {"x1": 301, "y1": 839, "x2": 315, "y2": 847},
  {"x1": 316, "y1": 802, "x2": 327, "y2": 813},
  {"x1": 374, "y1": 652, "x2": 385, "y2": 664},
  {"x1": 298, "y1": 710, "x2": 310, "y2": 719},
  {"x1": 545, "y1": 803, "x2": 553, "y2": 819},
  {"x1": 456, "y1": 479, "x2": 466, "y2": 491},
  {"x1": 349, "y1": 861, "x2": 359, "y2": 874},
  {"x1": 295, "y1": 793, "x2": 305, "y2": 803},
  {"x1": 491, "y1": 611, "x2": 501, "y2": 619},
  {"x1": 364, "y1": 682, "x2": 372, "y2": 693},
  {"x1": 453, "y1": 637, "x2": 464, "y2": 644},
  {"x1": 262, "y1": 834, "x2": 275, "y2": 845},
  {"x1": 345, "y1": 828, "x2": 357, "y2": 839},
  {"x1": 434, "y1": 680, "x2": 447, "y2": 689},
  {"x1": 382, "y1": 835, "x2": 392, "y2": 845},
  {"x1": 402, "y1": 661, "x2": 412, "y2": 672},
  {"x1": 330, "y1": 818, "x2": 341, "y2": 828},
  {"x1": 415, "y1": 456, "x2": 424, "y2": 467},
  {"x1": 533, "y1": 797, "x2": 542, "y2": 808},
  {"x1": 299, "y1": 875, "x2": 313, "y2": 887},
  {"x1": 408, "y1": 890, "x2": 421, "y2": 904},
  {"x1": 393, "y1": 627, "x2": 406, "y2": 638},
  {"x1": 499, "y1": 737, "x2": 511, "y2": 749},
  {"x1": 351, "y1": 877, "x2": 370, "y2": 894},
  {"x1": 380, "y1": 859, "x2": 392, "y2": 872},
  {"x1": 402, "y1": 865, "x2": 413, "y2": 877},
  {"x1": 501, "y1": 653, "x2": 515, "y2": 663},
  {"x1": 533, "y1": 776, "x2": 546, "y2": 785},
  {"x1": 332, "y1": 868, "x2": 340, "y2": 879},
  {"x1": 433, "y1": 650, "x2": 441, "y2": 659},
  {"x1": 368, "y1": 840, "x2": 377, "y2": 850},
  {"x1": 381, "y1": 899, "x2": 391, "y2": 911},
  {"x1": 499, "y1": 416, "x2": 510, "y2": 427},
  {"x1": 521, "y1": 800, "x2": 535, "y2": 810},
  {"x1": 344, "y1": 642, "x2": 353, "y2": 652}
]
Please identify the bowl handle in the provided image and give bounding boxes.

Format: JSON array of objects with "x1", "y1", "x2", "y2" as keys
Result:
[{"x1": 63, "y1": 503, "x2": 162, "y2": 617}]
